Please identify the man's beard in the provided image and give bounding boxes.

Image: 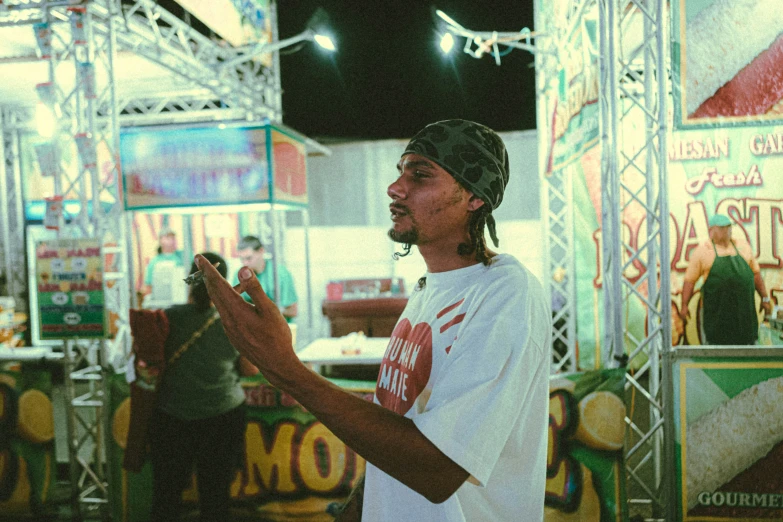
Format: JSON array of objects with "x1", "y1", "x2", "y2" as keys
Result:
[
  {"x1": 388, "y1": 227, "x2": 418, "y2": 245},
  {"x1": 388, "y1": 205, "x2": 419, "y2": 245}
]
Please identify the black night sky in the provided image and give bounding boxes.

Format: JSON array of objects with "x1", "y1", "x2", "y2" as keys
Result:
[{"x1": 275, "y1": 1, "x2": 537, "y2": 141}]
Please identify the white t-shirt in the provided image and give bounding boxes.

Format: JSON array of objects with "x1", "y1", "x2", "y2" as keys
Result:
[{"x1": 362, "y1": 254, "x2": 550, "y2": 522}]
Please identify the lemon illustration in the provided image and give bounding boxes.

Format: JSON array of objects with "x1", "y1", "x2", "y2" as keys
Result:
[
  {"x1": 574, "y1": 391, "x2": 626, "y2": 451},
  {"x1": 16, "y1": 390, "x2": 54, "y2": 444},
  {"x1": 112, "y1": 398, "x2": 131, "y2": 449}
]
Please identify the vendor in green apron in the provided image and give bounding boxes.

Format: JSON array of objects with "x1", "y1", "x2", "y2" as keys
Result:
[
  {"x1": 234, "y1": 235, "x2": 298, "y2": 323},
  {"x1": 679, "y1": 214, "x2": 772, "y2": 344}
]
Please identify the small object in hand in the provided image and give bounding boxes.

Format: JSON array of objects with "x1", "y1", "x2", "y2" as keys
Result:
[{"x1": 183, "y1": 262, "x2": 220, "y2": 286}]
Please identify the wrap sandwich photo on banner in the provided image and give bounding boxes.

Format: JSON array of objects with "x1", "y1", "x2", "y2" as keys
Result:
[
  {"x1": 675, "y1": 359, "x2": 783, "y2": 520},
  {"x1": 673, "y1": 0, "x2": 783, "y2": 127}
]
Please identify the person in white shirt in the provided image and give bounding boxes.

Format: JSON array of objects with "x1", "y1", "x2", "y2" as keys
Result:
[{"x1": 196, "y1": 119, "x2": 550, "y2": 521}]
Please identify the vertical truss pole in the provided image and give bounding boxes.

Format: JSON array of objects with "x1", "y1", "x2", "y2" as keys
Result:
[
  {"x1": 536, "y1": 0, "x2": 578, "y2": 374},
  {"x1": 37, "y1": 0, "x2": 127, "y2": 517},
  {"x1": 0, "y1": 113, "x2": 9, "y2": 298},
  {"x1": 62, "y1": 338, "x2": 82, "y2": 519},
  {"x1": 0, "y1": 110, "x2": 28, "y2": 317},
  {"x1": 642, "y1": 1, "x2": 662, "y2": 504},
  {"x1": 269, "y1": 0, "x2": 284, "y2": 123},
  {"x1": 655, "y1": 0, "x2": 675, "y2": 515},
  {"x1": 599, "y1": 0, "x2": 624, "y2": 369},
  {"x1": 544, "y1": 165, "x2": 578, "y2": 373},
  {"x1": 600, "y1": 0, "x2": 672, "y2": 519}
]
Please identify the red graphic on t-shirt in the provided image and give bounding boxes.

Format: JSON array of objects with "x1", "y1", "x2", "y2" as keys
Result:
[
  {"x1": 375, "y1": 319, "x2": 433, "y2": 415},
  {"x1": 437, "y1": 298, "x2": 464, "y2": 318}
]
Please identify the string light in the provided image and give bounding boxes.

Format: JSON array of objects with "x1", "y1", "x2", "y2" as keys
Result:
[{"x1": 435, "y1": 9, "x2": 545, "y2": 65}]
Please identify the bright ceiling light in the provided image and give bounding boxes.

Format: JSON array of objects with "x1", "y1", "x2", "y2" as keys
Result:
[
  {"x1": 440, "y1": 33, "x2": 455, "y2": 54},
  {"x1": 35, "y1": 103, "x2": 57, "y2": 138},
  {"x1": 313, "y1": 33, "x2": 336, "y2": 51},
  {"x1": 434, "y1": 9, "x2": 541, "y2": 65}
]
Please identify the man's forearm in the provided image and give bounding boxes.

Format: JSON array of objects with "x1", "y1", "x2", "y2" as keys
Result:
[
  {"x1": 681, "y1": 281, "x2": 695, "y2": 317},
  {"x1": 265, "y1": 360, "x2": 468, "y2": 504},
  {"x1": 754, "y1": 272, "x2": 768, "y2": 299}
]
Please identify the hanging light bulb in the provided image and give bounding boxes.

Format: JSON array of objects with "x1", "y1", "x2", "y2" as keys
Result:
[{"x1": 440, "y1": 32, "x2": 455, "y2": 54}]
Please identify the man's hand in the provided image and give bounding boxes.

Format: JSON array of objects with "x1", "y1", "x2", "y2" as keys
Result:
[
  {"x1": 195, "y1": 254, "x2": 297, "y2": 383},
  {"x1": 195, "y1": 257, "x2": 468, "y2": 504},
  {"x1": 678, "y1": 307, "x2": 690, "y2": 322},
  {"x1": 761, "y1": 299, "x2": 773, "y2": 316}
]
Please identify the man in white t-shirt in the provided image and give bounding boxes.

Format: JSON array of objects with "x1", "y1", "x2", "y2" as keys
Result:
[{"x1": 197, "y1": 120, "x2": 550, "y2": 521}]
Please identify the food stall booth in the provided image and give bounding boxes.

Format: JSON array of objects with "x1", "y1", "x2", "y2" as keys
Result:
[
  {"x1": 108, "y1": 117, "x2": 391, "y2": 522},
  {"x1": 0, "y1": 1, "x2": 366, "y2": 520}
]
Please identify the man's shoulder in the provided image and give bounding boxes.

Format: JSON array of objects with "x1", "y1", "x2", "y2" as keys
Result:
[
  {"x1": 486, "y1": 255, "x2": 542, "y2": 292},
  {"x1": 164, "y1": 303, "x2": 196, "y2": 322},
  {"x1": 259, "y1": 262, "x2": 293, "y2": 276},
  {"x1": 735, "y1": 240, "x2": 754, "y2": 257},
  {"x1": 690, "y1": 242, "x2": 714, "y2": 260},
  {"x1": 152, "y1": 252, "x2": 184, "y2": 264}
]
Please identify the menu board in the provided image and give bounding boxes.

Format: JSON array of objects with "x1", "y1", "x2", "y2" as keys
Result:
[
  {"x1": 34, "y1": 238, "x2": 105, "y2": 339},
  {"x1": 120, "y1": 126, "x2": 271, "y2": 211}
]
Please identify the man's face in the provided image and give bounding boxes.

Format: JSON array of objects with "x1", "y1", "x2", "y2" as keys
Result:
[
  {"x1": 710, "y1": 225, "x2": 732, "y2": 242},
  {"x1": 160, "y1": 233, "x2": 177, "y2": 253},
  {"x1": 387, "y1": 154, "x2": 477, "y2": 246},
  {"x1": 238, "y1": 247, "x2": 266, "y2": 273}
]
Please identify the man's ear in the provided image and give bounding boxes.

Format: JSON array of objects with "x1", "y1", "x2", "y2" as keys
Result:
[{"x1": 467, "y1": 195, "x2": 485, "y2": 212}]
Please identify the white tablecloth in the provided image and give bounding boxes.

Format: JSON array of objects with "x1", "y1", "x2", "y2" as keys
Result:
[{"x1": 297, "y1": 335, "x2": 389, "y2": 365}]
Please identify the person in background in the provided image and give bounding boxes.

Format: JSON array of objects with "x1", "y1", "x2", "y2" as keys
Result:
[
  {"x1": 198, "y1": 120, "x2": 550, "y2": 521},
  {"x1": 680, "y1": 214, "x2": 773, "y2": 345},
  {"x1": 149, "y1": 252, "x2": 256, "y2": 522},
  {"x1": 234, "y1": 235, "x2": 298, "y2": 322},
  {"x1": 141, "y1": 227, "x2": 183, "y2": 300}
]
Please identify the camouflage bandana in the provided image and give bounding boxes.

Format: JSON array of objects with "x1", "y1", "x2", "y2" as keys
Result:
[{"x1": 402, "y1": 119, "x2": 509, "y2": 247}]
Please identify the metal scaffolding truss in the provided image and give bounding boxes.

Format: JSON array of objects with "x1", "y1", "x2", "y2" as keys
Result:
[
  {"x1": 0, "y1": 109, "x2": 28, "y2": 313},
  {"x1": 599, "y1": 0, "x2": 672, "y2": 519},
  {"x1": 31, "y1": 2, "x2": 127, "y2": 517},
  {"x1": 537, "y1": 0, "x2": 674, "y2": 518},
  {"x1": 534, "y1": 0, "x2": 584, "y2": 376},
  {"x1": 543, "y1": 164, "x2": 578, "y2": 373},
  {"x1": 1, "y1": 0, "x2": 283, "y2": 123},
  {"x1": 97, "y1": 0, "x2": 280, "y2": 121},
  {"x1": 116, "y1": 93, "x2": 251, "y2": 126},
  {"x1": 0, "y1": 1, "x2": 286, "y2": 519}
]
